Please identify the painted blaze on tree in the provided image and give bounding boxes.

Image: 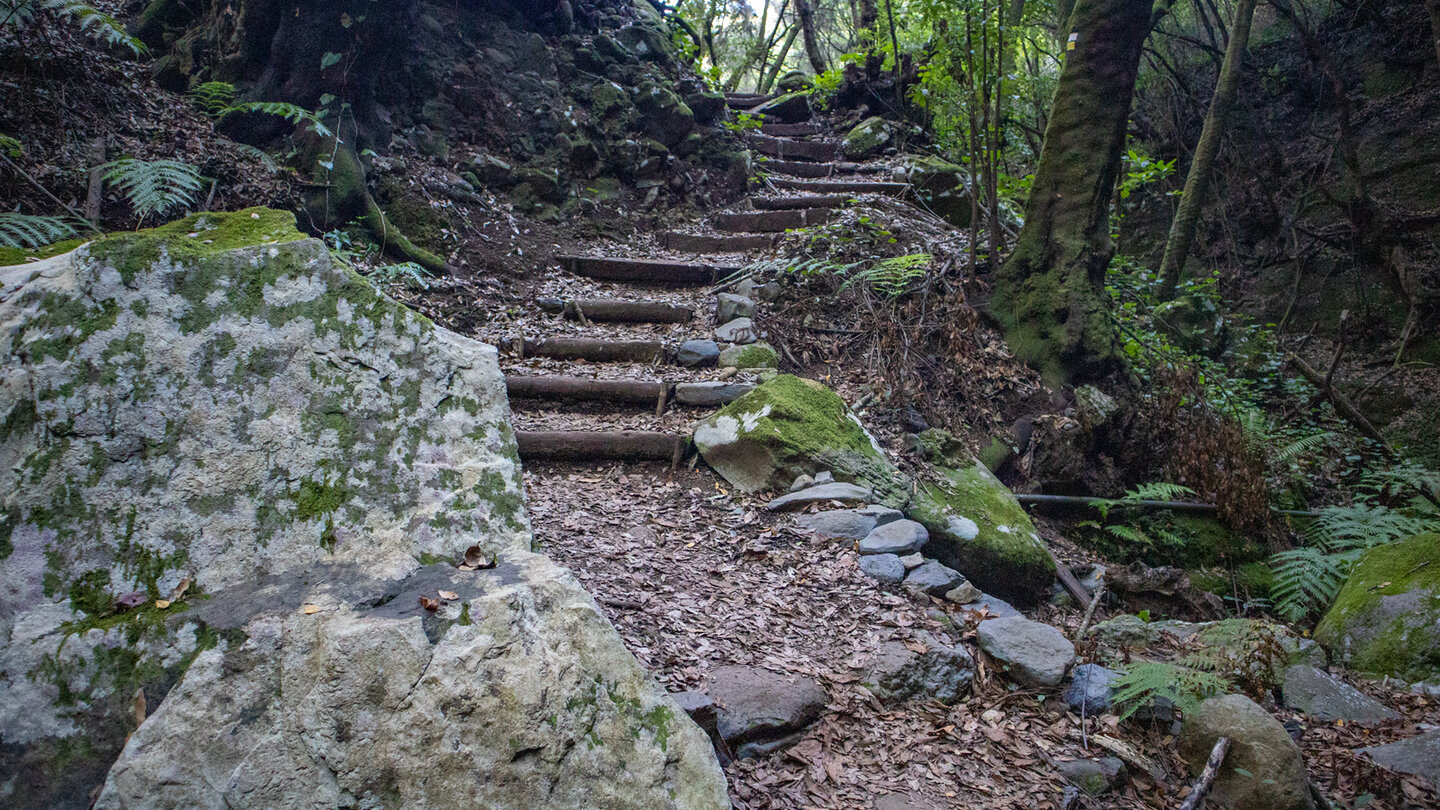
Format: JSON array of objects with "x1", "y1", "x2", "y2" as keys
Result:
[{"x1": 991, "y1": 0, "x2": 1156, "y2": 384}]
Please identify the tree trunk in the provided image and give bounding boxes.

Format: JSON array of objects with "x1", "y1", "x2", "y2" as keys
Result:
[
  {"x1": 1156, "y1": 0, "x2": 1258, "y2": 300},
  {"x1": 991, "y1": 0, "x2": 1154, "y2": 384},
  {"x1": 760, "y1": 24, "x2": 801, "y2": 92},
  {"x1": 857, "y1": 0, "x2": 878, "y2": 45},
  {"x1": 1428, "y1": 0, "x2": 1440, "y2": 67},
  {"x1": 796, "y1": 0, "x2": 828, "y2": 73}
]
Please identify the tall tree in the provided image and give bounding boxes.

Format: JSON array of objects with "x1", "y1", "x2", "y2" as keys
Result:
[
  {"x1": 990, "y1": 0, "x2": 1156, "y2": 383},
  {"x1": 1156, "y1": 0, "x2": 1258, "y2": 300},
  {"x1": 796, "y1": 0, "x2": 829, "y2": 73}
]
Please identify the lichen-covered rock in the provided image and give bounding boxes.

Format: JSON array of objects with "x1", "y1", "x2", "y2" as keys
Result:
[
  {"x1": 750, "y1": 91, "x2": 812, "y2": 124},
  {"x1": 842, "y1": 116, "x2": 894, "y2": 159},
  {"x1": 904, "y1": 430, "x2": 1054, "y2": 606},
  {"x1": 976, "y1": 616, "x2": 1075, "y2": 687},
  {"x1": 1282, "y1": 665, "x2": 1398, "y2": 725},
  {"x1": 894, "y1": 156, "x2": 972, "y2": 228},
  {"x1": 1314, "y1": 533, "x2": 1440, "y2": 682},
  {"x1": 862, "y1": 637, "x2": 974, "y2": 705},
  {"x1": 1178, "y1": 695, "x2": 1315, "y2": 810},
  {"x1": 718, "y1": 341, "x2": 778, "y2": 369},
  {"x1": 0, "y1": 210, "x2": 729, "y2": 809},
  {"x1": 693, "y1": 375, "x2": 905, "y2": 503}
]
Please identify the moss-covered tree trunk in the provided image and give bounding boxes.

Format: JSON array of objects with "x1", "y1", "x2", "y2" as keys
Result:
[
  {"x1": 990, "y1": 0, "x2": 1154, "y2": 384},
  {"x1": 1156, "y1": 0, "x2": 1257, "y2": 300},
  {"x1": 797, "y1": 0, "x2": 828, "y2": 73}
]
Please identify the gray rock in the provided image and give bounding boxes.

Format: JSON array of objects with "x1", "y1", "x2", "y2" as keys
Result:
[
  {"x1": 1056, "y1": 758, "x2": 1122, "y2": 795},
  {"x1": 755, "y1": 282, "x2": 783, "y2": 302},
  {"x1": 0, "y1": 212, "x2": 728, "y2": 810},
  {"x1": 1282, "y1": 665, "x2": 1398, "y2": 725},
  {"x1": 677, "y1": 339, "x2": 721, "y2": 367},
  {"x1": 715, "y1": 293, "x2": 757, "y2": 324},
  {"x1": 709, "y1": 665, "x2": 826, "y2": 750},
  {"x1": 903, "y1": 561, "x2": 965, "y2": 597},
  {"x1": 715, "y1": 317, "x2": 758, "y2": 344},
  {"x1": 898, "y1": 553, "x2": 925, "y2": 570},
  {"x1": 1089, "y1": 614, "x2": 1155, "y2": 648},
  {"x1": 1178, "y1": 695, "x2": 1315, "y2": 810},
  {"x1": 976, "y1": 616, "x2": 1076, "y2": 687},
  {"x1": 1064, "y1": 664, "x2": 1123, "y2": 714},
  {"x1": 717, "y1": 342, "x2": 779, "y2": 369},
  {"x1": 1358, "y1": 730, "x2": 1440, "y2": 789},
  {"x1": 859, "y1": 520, "x2": 929, "y2": 556},
  {"x1": 943, "y1": 581, "x2": 980, "y2": 604},
  {"x1": 814, "y1": 471, "x2": 835, "y2": 484},
  {"x1": 789, "y1": 474, "x2": 816, "y2": 492},
  {"x1": 797, "y1": 509, "x2": 875, "y2": 540},
  {"x1": 859, "y1": 504, "x2": 904, "y2": 525},
  {"x1": 1076, "y1": 564, "x2": 1106, "y2": 594},
  {"x1": 859, "y1": 554, "x2": 906, "y2": 584},
  {"x1": 674, "y1": 381, "x2": 754, "y2": 406},
  {"x1": 863, "y1": 638, "x2": 974, "y2": 705},
  {"x1": 963, "y1": 592, "x2": 1021, "y2": 618},
  {"x1": 766, "y1": 482, "x2": 874, "y2": 511}
]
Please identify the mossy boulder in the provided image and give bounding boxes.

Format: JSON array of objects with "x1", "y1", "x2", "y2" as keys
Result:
[
  {"x1": 842, "y1": 116, "x2": 894, "y2": 159},
  {"x1": 750, "y1": 91, "x2": 812, "y2": 124},
  {"x1": 634, "y1": 81, "x2": 695, "y2": 148},
  {"x1": 693, "y1": 375, "x2": 905, "y2": 504},
  {"x1": 0, "y1": 210, "x2": 728, "y2": 808},
  {"x1": 1314, "y1": 533, "x2": 1440, "y2": 681},
  {"x1": 895, "y1": 156, "x2": 972, "y2": 228},
  {"x1": 905, "y1": 429, "x2": 1055, "y2": 606},
  {"x1": 776, "y1": 71, "x2": 813, "y2": 94},
  {"x1": 719, "y1": 342, "x2": 779, "y2": 369}
]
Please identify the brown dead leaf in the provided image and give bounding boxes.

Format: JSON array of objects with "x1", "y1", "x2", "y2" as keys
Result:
[
  {"x1": 167, "y1": 576, "x2": 192, "y2": 602},
  {"x1": 130, "y1": 688, "x2": 146, "y2": 726},
  {"x1": 419, "y1": 596, "x2": 441, "y2": 611},
  {"x1": 438, "y1": 590, "x2": 459, "y2": 600},
  {"x1": 154, "y1": 599, "x2": 171, "y2": 609}
]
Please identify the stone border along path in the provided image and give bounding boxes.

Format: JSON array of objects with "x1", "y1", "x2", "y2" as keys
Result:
[{"x1": 505, "y1": 92, "x2": 1072, "y2": 793}]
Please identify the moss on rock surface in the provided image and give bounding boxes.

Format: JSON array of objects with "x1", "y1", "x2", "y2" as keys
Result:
[
  {"x1": 904, "y1": 431, "x2": 1054, "y2": 606},
  {"x1": 1313, "y1": 533, "x2": 1440, "y2": 681},
  {"x1": 693, "y1": 374, "x2": 905, "y2": 503},
  {"x1": 718, "y1": 341, "x2": 779, "y2": 369},
  {"x1": 842, "y1": 116, "x2": 893, "y2": 159}
]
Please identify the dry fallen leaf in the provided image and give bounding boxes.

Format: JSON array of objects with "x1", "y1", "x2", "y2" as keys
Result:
[
  {"x1": 303, "y1": 604, "x2": 322, "y2": 615},
  {"x1": 419, "y1": 596, "x2": 441, "y2": 611},
  {"x1": 154, "y1": 599, "x2": 171, "y2": 609},
  {"x1": 167, "y1": 576, "x2": 192, "y2": 602},
  {"x1": 438, "y1": 590, "x2": 459, "y2": 600},
  {"x1": 130, "y1": 688, "x2": 146, "y2": 726}
]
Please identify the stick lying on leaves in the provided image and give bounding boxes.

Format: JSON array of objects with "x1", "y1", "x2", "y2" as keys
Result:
[{"x1": 1178, "y1": 737, "x2": 1230, "y2": 810}]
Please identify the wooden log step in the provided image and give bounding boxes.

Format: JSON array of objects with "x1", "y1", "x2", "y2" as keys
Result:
[
  {"x1": 763, "y1": 159, "x2": 874, "y2": 179},
  {"x1": 507, "y1": 376, "x2": 668, "y2": 404},
  {"x1": 558, "y1": 255, "x2": 739, "y2": 286},
  {"x1": 517, "y1": 431, "x2": 688, "y2": 462},
  {"x1": 747, "y1": 133, "x2": 839, "y2": 162},
  {"x1": 712, "y1": 208, "x2": 834, "y2": 233},
  {"x1": 761, "y1": 122, "x2": 824, "y2": 137},
  {"x1": 725, "y1": 94, "x2": 773, "y2": 109},
  {"x1": 661, "y1": 232, "x2": 776, "y2": 253},
  {"x1": 752, "y1": 194, "x2": 848, "y2": 210},
  {"x1": 513, "y1": 337, "x2": 665, "y2": 363},
  {"x1": 771, "y1": 178, "x2": 909, "y2": 195},
  {"x1": 535, "y1": 298, "x2": 694, "y2": 323}
]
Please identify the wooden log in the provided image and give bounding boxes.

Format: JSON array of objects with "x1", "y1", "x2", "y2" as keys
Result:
[
  {"x1": 516, "y1": 431, "x2": 688, "y2": 461},
  {"x1": 517, "y1": 337, "x2": 665, "y2": 363},
  {"x1": 752, "y1": 194, "x2": 848, "y2": 210},
  {"x1": 506, "y1": 376, "x2": 667, "y2": 404},
  {"x1": 712, "y1": 208, "x2": 834, "y2": 233},
  {"x1": 761, "y1": 122, "x2": 824, "y2": 137},
  {"x1": 661, "y1": 232, "x2": 776, "y2": 253},
  {"x1": 771, "y1": 178, "x2": 909, "y2": 195},
  {"x1": 535, "y1": 298, "x2": 693, "y2": 323},
  {"x1": 747, "y1": 133, "x2": 840, "y2": 162},
  {"x1": 558, "y1": 255, "x2": 738, "y2": 286}
]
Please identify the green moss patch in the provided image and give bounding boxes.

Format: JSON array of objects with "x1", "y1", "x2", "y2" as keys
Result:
[
  {"x1": 0, "y1": 237, "x2": 89, "y2": 268},
  {"x1": 1313, "y1": 533, "x2": 1440, "y2": 681}
]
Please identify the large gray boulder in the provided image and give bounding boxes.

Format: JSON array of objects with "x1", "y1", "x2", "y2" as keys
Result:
[
  {"x1": 858, "y1": 520, "x2": 929, "y2": 556},
  {"x1": 1064, "y1": 664, "x2": 1124, "y2": 714},
  {"x1": 1358, "y1": 730, "x2": 1440, "y2": 789},
  {"x1": 0, "y1": 211, "x2": 729, "y2": 809},
  {"x1": 1313, "y1": 533, "x2": 1440, "y2": 682},
  {"x1": 862, "y1": 637, "x2": 974, "y2": 705},
  {"x1": 1281, "y1": 665, "x2": 1398, "y2": 725},
  {"x1": 1178, "y1": 695, "x2": 1315, "y2": 810},
  {"x1": 709, "y1": 665, "x2": 825, "y2": 758},
  {"x1": 976, "y1": 616, "x2": 1075, "y2": 687}
]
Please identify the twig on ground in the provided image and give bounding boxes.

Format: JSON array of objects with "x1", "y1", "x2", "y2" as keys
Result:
[{"x1": 1177, "y1": 737, "x2": 1230, "y2": 810}]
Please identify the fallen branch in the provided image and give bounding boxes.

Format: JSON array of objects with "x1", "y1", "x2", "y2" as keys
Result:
[
  {"x1": 1287, "y1": 351, "x2": 1393, "y2": 453},
  {"x1": 1177, "y1": 736, "x2": 1229, "y2": 810}
]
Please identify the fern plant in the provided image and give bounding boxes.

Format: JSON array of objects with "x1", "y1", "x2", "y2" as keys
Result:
[
  {"x1": 839, "y1": 253, "x2": 931, "y2": 298},
  {"x1": 0, "y1": 213, "x2": 79, "y2": 248},
  {"x1": 1109, "y1": 619, "x2": 1288, "y2": 720},
  {"x1": 1110, "y1": 661, "x2": 1231, "y2": 721},
  {"x1": 1, "y1": 0, "x2": 144, "y2": 54},
  {"x1": 186, "y1": 82, "x2": 333, "y2": 138},
  {"x1": 368, "y1": 262, "x2": 432, "y2": 289},
  {"x1": 100, "y1": 158, "x2": 204, "y2": 221},
  {"x1": 189, "y1": 82, "x2": 238, "y2": 116}
]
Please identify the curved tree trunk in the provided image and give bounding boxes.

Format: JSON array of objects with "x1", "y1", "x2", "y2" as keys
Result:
[
  {"x1": 797, "y1": 0, "x2": 828, "y2": 73},
  {"x1": 760, "y1": 24, "x2": 801, "y2": 92},
  {"x1": 1156, "y1": 0, "x2": 1258, "y2": 300},
  {"x1": 991, "y1": 0, "x2": 1155, "y2": 384}
]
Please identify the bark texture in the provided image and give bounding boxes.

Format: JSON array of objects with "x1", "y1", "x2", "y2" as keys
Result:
[
  {"x1": 991, "y1": 0, "x2": 1154, "y2": 383},
  {"x1": 1157, "y1": 0, "x2": 1258, "y2": 300},
  {"x1": 797, "y1": 0, "x2": 829, "y2": 73}
]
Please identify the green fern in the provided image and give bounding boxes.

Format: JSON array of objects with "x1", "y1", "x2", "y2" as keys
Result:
[
  {"x1": 226, "y1": 102, "x2": 334, "y2": 138},
  {"x1": 840, "y1": 253, "x2": 931, "y2": 297},
  {"x1": 0, "y1": 133, "x2": 20, "y2": 158},
  {"x1": 1274, "y1": 431, "x2": 1335, "y2": 464},
  {"x1": 190, "y1": 82, "x2": 238, "y2": 116},
  {"x1": 367, "y1": 262, "x2": 432, "y2": 289},
  {"x1": 1, "y1": 1, "x2": 145, "y2": 53},
  {"x1": 1110, "y1": 661, "x2": 1230, "y2": 721},
  {"x1": 0, "y1": 213, "x2": 79, "y2": 248},
  {"x1": 234, "y1": 144, "x2": 280, "y2": 175},
  {"x1": 101, "y1": 158, "x2": 204, "y2": 221},
  {"x1": 1088, "y1": 482, "x2": 1196, "y2": 519}
]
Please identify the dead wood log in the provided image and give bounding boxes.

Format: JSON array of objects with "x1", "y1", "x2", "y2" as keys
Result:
[
  {"x1": 1177, "y1": 737, "x2": 1230, "y2": 810},
  {"x1": 535, "y1": 298, "x2": 694, "y2": 323},
  {"x1": 1288, "y1": 351, "x2": 1392, "y2": 452},
  {"x1": 505, "y1": 376, "x2": 668, "y2": 404},
  {"x1": 516, "y1": 431, "x2": 688, "y2": 461},
  {"x1": 517, "y1": 337, "x2": 665, "y2": 363}
]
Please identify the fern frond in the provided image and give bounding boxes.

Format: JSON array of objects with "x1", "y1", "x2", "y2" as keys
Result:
[
  {"x1": 227, "y1": 102, "x2": 334, "y2": 138},
  {"x1": 1269, "y1": 546, "x2": 1349, "y2": 622},
  {"x1": 0, "y1": 133, "x2": 21, "y2": 158},
  {"x1": 368, "y1": 262, "x2": 432, "y2": 289},
  {"x1": 35, "y1": 0, "x2": 145, "y2": 53},
  {"x1": 0, "y1": 212, "x2": 80, "y2": 248},
  {"x1": 233, "y1": 143, "x2": 280, "y2": 175},
  {"x1": 1128, "y1": 482, "x2": 1196, "y2": 502},
  {"x1": 1111, "y1": 662, "x2": 1230, "y2": 721},
  {"x1": 1275, "y1": 431, "x2": 1335, "y2": 464},
  {"x1": 190, "y1": 81, "x2": 238, "y2": 116},
  {"x1": 101, "y1": 158, "x2": 203, "y2": 221},
  {"x1": 839, "y1": 253, "x2": 931, "y2": 297},
  {"x1": 1104, "y1": 524, "x2": 1152, "y2": 546}
]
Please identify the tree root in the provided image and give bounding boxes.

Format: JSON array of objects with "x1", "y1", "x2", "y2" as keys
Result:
[{"x1": 328, "y1": 146, "x2": 448, "y2": 274}]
